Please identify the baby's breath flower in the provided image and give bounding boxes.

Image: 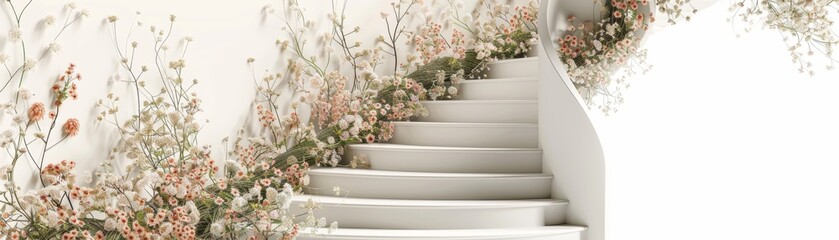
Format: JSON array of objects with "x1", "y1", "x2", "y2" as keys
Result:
[
  {"x1": 8, "y1": 28, "x2": 22, "y2": 43},
  {"x1": 17, "y1": 88, "x2": 31, "y2": 101},
  {"x1": 48, "y1": 42, "x2": 62, "y2": 53},
  {"x1": 169, "y1": 59, "x2": 186, "y2": 69},
  {"x1": 23, "y1": 58, "x2": 37, "y2": 71},
  {"x1": 44, "y1": 15, "x2": 56, "y2": 26}
]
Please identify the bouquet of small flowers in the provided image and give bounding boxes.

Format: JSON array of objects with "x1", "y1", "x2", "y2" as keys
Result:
[{"x1": 557, "y1": 0, "x2": 654, "y2": 114}]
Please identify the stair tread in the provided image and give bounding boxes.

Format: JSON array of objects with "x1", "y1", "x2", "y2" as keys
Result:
[
  {"x1": 420, "y1": 100, "x2": 537, "y2": 104},
  {"x1": 482, "y1": 57, "x2": 538, "y2": 79},
  {"x1": 303, "y1": 226, "x2": 586, "y2": 238},
  {"x1": 461, "y1": 76, "x2": 537, "y2": 83},
  {"x1": 293, "y1": 195, "x2": 568, "y2": 208},
  {"x1": 350, "y1": 143, "x2": 540, "y2": 152},
  {"x1": 391, "y1": 121, "x2": 537, "y2": 127},
  {"x1": 489, "y1": 57, "x2": 539, "y2": 65},
  {"x1": 309, "y1": 168, "x2": 551, "y2": 179}
]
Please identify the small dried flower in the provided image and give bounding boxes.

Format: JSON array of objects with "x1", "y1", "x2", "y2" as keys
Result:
[
  {"x1": 28, "y1": 103, "x2": 45, "y2": 122},
  {"x1": 44, "y1": 15, "x2": 56, "y2": 26},
  {"x1": 8, "y1": 28, "x2": 22, "y2": 43},
  {"x1": 63, "y1": 118, "x2": 80, "y2": 137},
  {"x1": 169, "y1": 59, "x2": 186, "y2": 69},
  {"x1": 23, "y1": 58, "x2": 37, "y2": 71},
  {"x1": 17, "y1": 88, "x2": 31, "y2": 101},
  {"x1": 48, "y1": 42, "x2": 62, "y2": 53}
]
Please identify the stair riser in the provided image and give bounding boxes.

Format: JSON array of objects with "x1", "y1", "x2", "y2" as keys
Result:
[
  {"x1": 525, "y1": 234, "x2": 581, "y2": 240},
  {"x1": 418, "y1": 101, "x2": 537, "y2": 123},
  {"x1": 294, "y1": 204, "x2": 566, "y2": 229},
  {"x1": 345, "y1": 146, "x2": 542, "y2": 173},
  {"x1": 388, "y1": 123, "x2": 538, "y2": 148},
  {"x1": 456, "y1": 78, "x2": 538, "y2": 101},
  {"x1": 484, "y1": 58, "x2": 538, "y2": 79},
  {"x1": 305, "y1": 175, "x2": 551, "y2": 200}
]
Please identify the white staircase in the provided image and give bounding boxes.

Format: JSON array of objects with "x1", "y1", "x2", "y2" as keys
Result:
[{"x1": 293, "y1": 56, "x2": 588, "y2": 240}]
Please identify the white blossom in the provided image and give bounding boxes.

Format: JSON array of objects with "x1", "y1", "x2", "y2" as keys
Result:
[
  {"x1": 8, "y1": 28, "x2": 22, "y2": 43},
  {"x1": 17, "y1": 88, "x2": 31, "y2": 101},
  {"x1": 159, "y1": 222, "x2": 173, "y2": 235},
  {"x1": 48, "y1": 42, "x2": 62, "y2": 53},
  {"x1": 23, "y1": 58, "x2": 37, "y2": 71},
  {"x1": 210, "y1": 220, "x2": 226, "y2": 237},
  {"x1": 44, "y1": 15, "x2": 56, "y2": 26},
  {"x1": 277, "y1": 183, "x2": 293, "y2": 210},
  {"x1": 232, "y1": 196, "x2": 247, "y2": 211}
]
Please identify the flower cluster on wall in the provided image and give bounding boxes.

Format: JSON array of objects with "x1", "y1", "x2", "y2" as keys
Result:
[{"x1": 0, "y1": 0, "x2": 538, "y2": 239}]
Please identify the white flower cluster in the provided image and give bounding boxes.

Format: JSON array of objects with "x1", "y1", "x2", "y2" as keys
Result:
[{"x1": 730, "y1": 0, "x2": 838, "y2": 75}]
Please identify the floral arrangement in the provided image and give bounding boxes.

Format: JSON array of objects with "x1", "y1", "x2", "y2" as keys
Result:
[
  {"x1": 0, "y1": 6, "x2": 330, "y2": 239},
  {"x1": 556, "y1": 0, "x2": 654, "y2": 114},
  {"x1": 0, "y1": 0, "x2": 545, "y2": 239},
  {"x1": 659, "y1": 0, "x2": 838, "y2": 75},
  {"x1": 0, "y1": 2, "x2": 94, "y2": 239},
  {"x1": 404, "y1": 0, "x2": 540, "y2": 100},
  {"x1": 728, "y1": 0, "x2": 838, "y2": 75}
]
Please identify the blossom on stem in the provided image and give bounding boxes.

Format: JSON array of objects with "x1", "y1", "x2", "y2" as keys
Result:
[
  {"x1": 63, "y1": 118, "x2": 80, "y2": 137},
  {"x1": 28, "y1": 103, "x2": 45, "y2": 122}
]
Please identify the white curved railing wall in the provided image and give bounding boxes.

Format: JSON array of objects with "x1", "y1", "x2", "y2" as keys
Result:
[{"x1": 537, "y1": 1, "x2": 606, "y2": 240}]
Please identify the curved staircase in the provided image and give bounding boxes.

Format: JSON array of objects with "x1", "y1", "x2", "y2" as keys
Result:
[{"x1": 293, "y1": 56, "x2": 588, "y2": 239}]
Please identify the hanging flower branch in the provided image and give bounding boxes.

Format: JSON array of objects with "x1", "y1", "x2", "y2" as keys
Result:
[
  {"x1": 659, "y1": 0, "x2": 839, "y2": 75},
  {"x1": 556, "y1": 0, "x2": 654, "y2": 114},
  {"x1": 1, "y1": 1, "x2": 88, "y2": 95},
  {"x1": 729, "y1": 0, "x2": 838, "y2": 75}
]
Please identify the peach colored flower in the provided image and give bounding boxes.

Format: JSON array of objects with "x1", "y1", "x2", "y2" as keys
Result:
[
  {"x1": 63, "y1": 118, "x2": 80, "y2": 137},
  {"x1": 28, "y1": 102, "x2": 45, "y2": 122}
]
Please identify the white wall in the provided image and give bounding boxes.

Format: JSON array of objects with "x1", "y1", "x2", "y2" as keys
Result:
[
  {"x1": 0, "y1": 0, "x2": 482, "y2": 187},
  {"x1": 600, "y1": 2, "x2": 839, "y2": 240}
]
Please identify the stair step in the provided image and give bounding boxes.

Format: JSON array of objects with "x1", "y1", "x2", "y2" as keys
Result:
[
  {"x1": 292, "y1": 195, "x2": 567, "y2": 229},
  {"x1": 388, "y1": 122, "x2": 538, "y2": 148},
  {"x1": 305, "y1": 168, "x2": 552, "y2": 200},
  {"x1": 299, "y1": 226, "x2": 586, "y2": 240},
  {"x1": 483, "y1": 57, "x2": 538, "y2": 79},
  {"x1": 456, "y1": 77, "x2": 538, "y2": 100},
  {"x1": 344, "y1": 143, "x2": 542, "y2": 173},
  {"x1": 418, "y1": 100, "x2": 537, "y2": 123}
]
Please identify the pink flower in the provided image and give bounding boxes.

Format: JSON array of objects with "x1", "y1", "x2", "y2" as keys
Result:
[
  {"x1": 28, "y1": 102, "x2": 45, "y2": 122},
  {"x1": 63, "y1": 118, "x2": 80, "y2": 137}
]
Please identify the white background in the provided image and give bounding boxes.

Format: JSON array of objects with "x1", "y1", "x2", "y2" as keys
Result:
[
  {"x1": 1, "y1": 1, "x2": 838, "y2": 239},
  {"x1": 600, "y1": 1, "x2": 839, "y2": 239}
]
